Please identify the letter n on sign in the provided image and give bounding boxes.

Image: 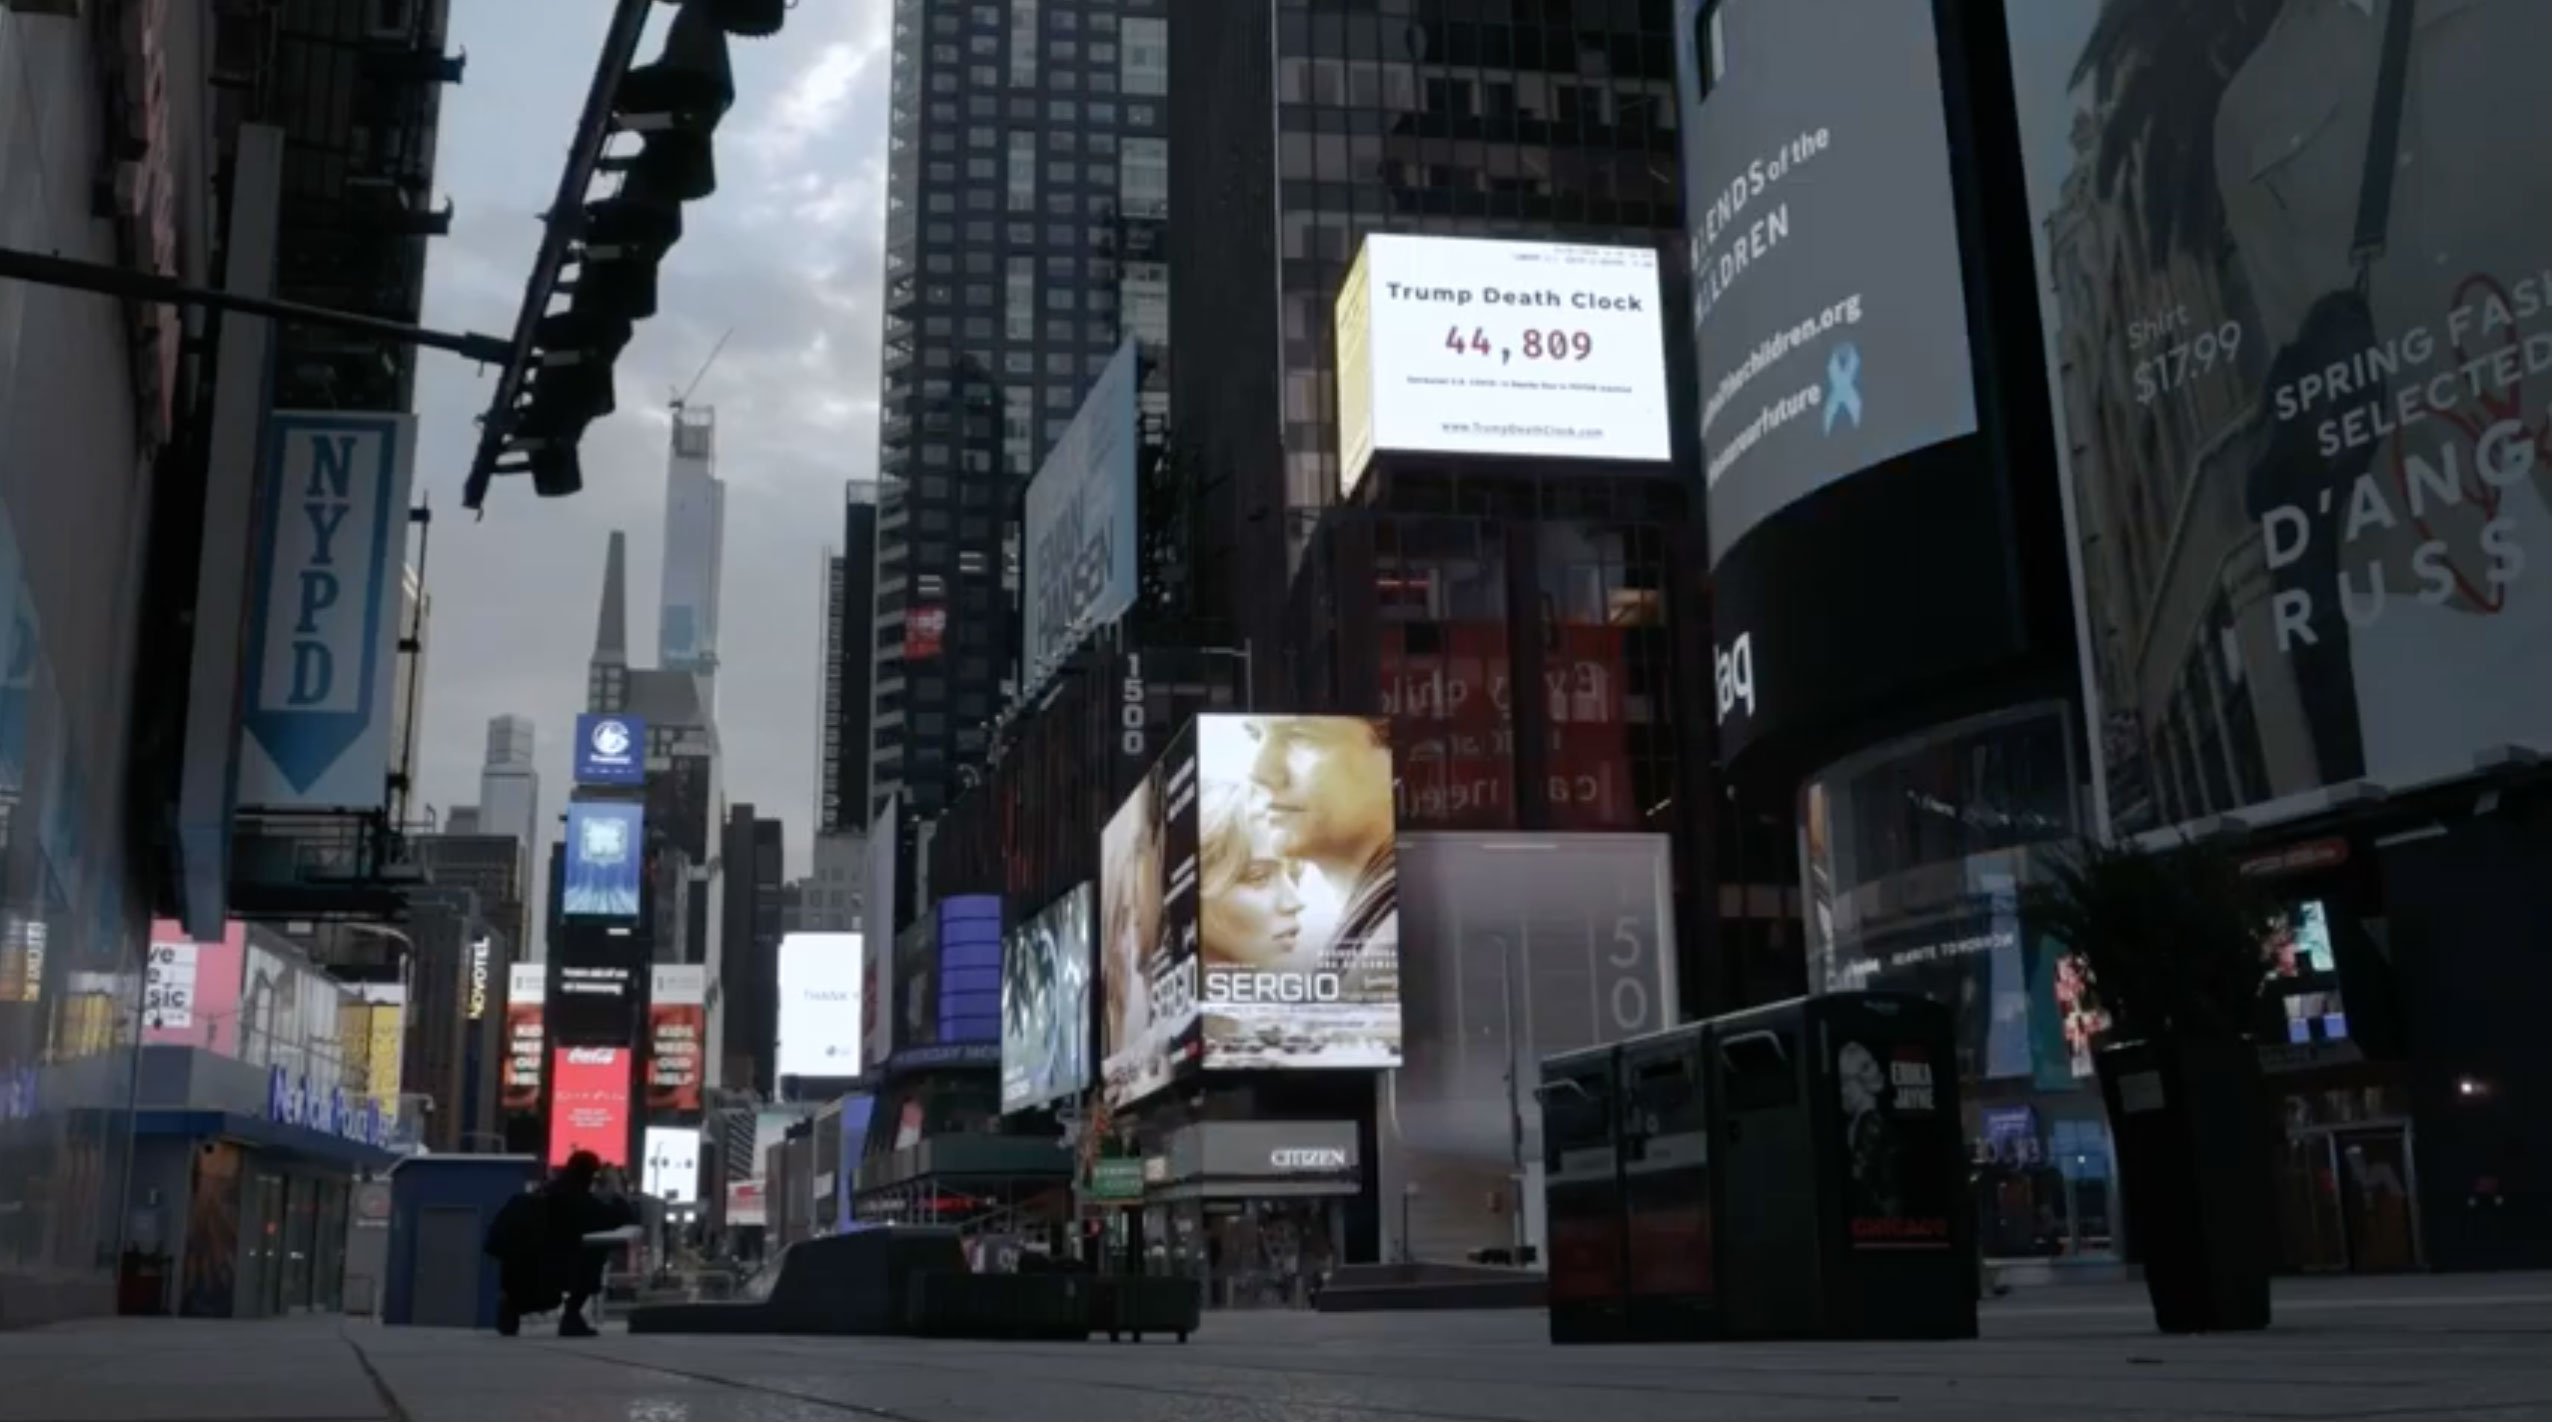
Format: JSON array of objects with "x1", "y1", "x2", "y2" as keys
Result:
[{"x1": 236, "y1": 412, "x2": 418, "y2": 812}]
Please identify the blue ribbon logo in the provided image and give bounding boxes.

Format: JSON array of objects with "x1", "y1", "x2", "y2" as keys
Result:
[{"x1": 1823, "y1": 342, "x2": 1864, "y2": 434}]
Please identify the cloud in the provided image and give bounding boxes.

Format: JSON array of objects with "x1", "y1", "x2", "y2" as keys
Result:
[{"x1": 410, "y1": 0, "x2": 890, "y2": 922}]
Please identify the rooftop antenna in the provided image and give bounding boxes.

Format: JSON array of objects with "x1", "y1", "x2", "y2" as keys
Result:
[{"x1": 669, "y1": 326, "x2": 733, "y2": 415}]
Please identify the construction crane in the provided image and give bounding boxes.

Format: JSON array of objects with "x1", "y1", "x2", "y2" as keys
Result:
[{"x1": 669, "y1": 326, "x2": 733, "y2": 416}]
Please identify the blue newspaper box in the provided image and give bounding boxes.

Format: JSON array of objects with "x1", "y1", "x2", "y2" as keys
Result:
[{"x1": 383, "y1": 1155, "x2": 543, "y2": 1328}]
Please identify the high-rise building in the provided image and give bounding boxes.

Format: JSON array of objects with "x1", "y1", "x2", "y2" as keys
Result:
[
  {"x1": 588, "y1": 529, "x2": 726, "y2": 974},
  {"x1": 869, "y1": 0, "x2": 1176, "y2": 825},
  {"x1": 1170, "y1": 1, "x2": 1686, "y2": 661},
  {"x1": 717, "y1": 806, "x2": 788, "y2": 1095},
  {"x1": 660, "y1": 405, "x2": 727, "y2": 698},
  {"x1": 822, "y1": 487, "x2": 878, "y2": 833},
  {"x1": 478, "y1": 714, "x2": 540, "y2": 953}
]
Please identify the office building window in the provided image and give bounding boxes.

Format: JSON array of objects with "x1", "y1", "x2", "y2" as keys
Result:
[
  {"x1": 1008, "y1": 0, "x2": 1038, "y2": 87},
  {"x1": 1006, "y1": 130, "x2": 1037, "y2": 210},
  {"x1": 1004, "y1": 256, "x2": 1036, "y2": 339},
  {"x1": 1120, "y1": 17, "x2": 1167, "y2": 96}
]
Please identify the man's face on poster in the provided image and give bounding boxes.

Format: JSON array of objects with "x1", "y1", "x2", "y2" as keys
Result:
[{"x1": 1247, "y1": 718, "x2": 1391, "y2": 862}]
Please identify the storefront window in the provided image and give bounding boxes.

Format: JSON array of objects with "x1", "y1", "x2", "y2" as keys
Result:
[{"x1": 1800, "y1": 701, "x2": 2115, "y2": 1264}]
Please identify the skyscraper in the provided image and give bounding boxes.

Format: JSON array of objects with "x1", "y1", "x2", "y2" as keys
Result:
[
  {"x1": 869, "y1": 0, "x2": 1175, "y2": 824},
  {"x1": 588, "y1": 528, "x2": 726, "y2": 974},
  {"x1": 823, "y1": 487, "x2": 878, "y2": 833},
  {"x1": 660, "y1": 404, "x2": 728, "y2": 698},
  {"x1": 1171, "y1": 1, "x2": 1685, "y2": 664},
  {"x1": 478, "y1": 713, "x2": 541, "y2": 956}
]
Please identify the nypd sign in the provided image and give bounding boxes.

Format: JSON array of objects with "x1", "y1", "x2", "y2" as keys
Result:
[
  {"x1": 238, "y1": 412, "x2": 418, "y2": 811},
  {"x1": 574, "y1": 712, "x2": 646, "y2": 787},
  {"x1": 267, "y1": 1065, "x2": 389, "y2": 1148}
]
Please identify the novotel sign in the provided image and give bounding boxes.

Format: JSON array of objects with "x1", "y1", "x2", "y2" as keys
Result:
[
  {"x1": 267, "y1": 1066, "x2": 389, "y2": 1148},
  {"x1": 467, "y1": 936, "x2": 492, "y2": 1020}
]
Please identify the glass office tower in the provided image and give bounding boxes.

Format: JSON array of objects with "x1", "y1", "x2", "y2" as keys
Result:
[{"x1": 871, "y1": 0, "x2": 1175, "y2": 824}]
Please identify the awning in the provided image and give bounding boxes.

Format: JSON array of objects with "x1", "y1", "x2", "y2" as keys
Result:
[{"x1": 134, "y1": 1108, "x2": 399, "y2": 1172}]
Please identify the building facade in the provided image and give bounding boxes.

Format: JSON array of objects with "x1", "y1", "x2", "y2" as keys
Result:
[
  {"x1": 822, "y1": 489, "x2": 878, "y2": 834},
  {"x1": 659, "y1": 406, "x2": 727, "y2": 696},
  {"x1": 869, "y1": 0, "x2": 1175, "y2": 827},
  {"x1": 716, "y1": 807, "x2": 786, "y2": 1096}
]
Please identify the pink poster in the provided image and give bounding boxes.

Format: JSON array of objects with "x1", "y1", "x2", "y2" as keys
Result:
[{"x1": 144, "y1": 919, "x2": 247, "y2": 1056}]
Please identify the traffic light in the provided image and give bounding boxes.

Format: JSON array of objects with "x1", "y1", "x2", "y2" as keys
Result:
[{"x1": 509, "y1": 0, "x2": 774, "y2": 498}]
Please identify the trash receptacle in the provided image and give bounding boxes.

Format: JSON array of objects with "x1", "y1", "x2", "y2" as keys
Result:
[{"x1": 1710, "y1": 992, "x2": 1976, "y2": 1341}]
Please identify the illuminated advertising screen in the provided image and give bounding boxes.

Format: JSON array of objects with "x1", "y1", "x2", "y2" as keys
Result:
[
  {"x1": 641, "y1": 1125, "x2": 701, "y2": 1205},
  {"x1": 1193, "y1": 715, "x2": 1402, "y2": 1069},
  {"x1": 562, "y1": 800, "x2": 644, "y2": 919},
  {"x1": 2006, "y1": 0, "x2": 2552, "y2": 838},
  {"x1": 1021, "y1": 336, "x2": 1139, "y2": 675},
  {"x1": 547, "y1": 920, "x2": 642, "y2": 1046},
  {"x1": 501, "y1": 964, "x2": 544, "y2": 1113},
  {"x1": 1336, "y1": 235, "x2": 1672, "y2": 498},
  {"x1": 547, "y1": 1045, "x2": 630, "y2": 1167},
  {"x1": 888, "y1": 895, "x2": 1003, "y2": 1073},
  {"x1": 1099, "y1": 736, "x2": 1196, "y2": 1108},
  {"x1": 1001, "y1": 882, "x2": 1094, "y2": 1113},
  {"x1": 573, "y1": 712, "x2": 646, "y2": 787},
  {"x1": 646, "y1": 964, "x2": 706, "y2": 1113},
  {"x1": 776, "y1": 933, "x2": 864, "y2": 1081},
  {"x1": 1681, "y1": 0, "x2": 1977, "y2": 563}
]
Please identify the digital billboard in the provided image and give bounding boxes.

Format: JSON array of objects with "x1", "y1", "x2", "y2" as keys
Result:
[
  {"x1": 776, "y1": 933, "x2": 863, "y2": 1082},
  {"x1": 1194, "y1": 715, "x2": 1401, "y2": 1069},
  {"x1": 501, "y1": 964, "x2": 544, "y2": 1113},
  {"x1": 2006, "y1": 0, "x2": 2552, "y2": 837},
  {"x1": 547, "y1": 920, "x2": 642, "y2": 1046},
  {"x1": 562, "y1": 800, "x2": 644, "y2": 918},
  {"x1": 1099, "y1": 730, "x2": 1197, "y2": 1108},
  {"x1": 1022, "y1": 337, "x2": 1139, "y2": 679},
  {"x1": 1001, "y1": 882, "x2": 1094, "y2": 1113},
  {"x1": 647, "y1": 964, "x2": 706, "y2": 1113},
  {"x1": 1680, "y1": 0, "x2": 1977, "y2": 563},
  {"x1": 1335, "y1": 235, "x2": 1672, "y2": 499},
  {"x1": 889, "y1": 895, "x2": 1002, "y2": 1072},
  {"x1": 548, "y1": 1045, "x2": 630, "y2": 1167},
  {"x1": 573, "y1": 712, "x2": 646, "y2": 786},
  {"x1": 641, "y1": 1125, "x2": 701, "y2": 1205}
]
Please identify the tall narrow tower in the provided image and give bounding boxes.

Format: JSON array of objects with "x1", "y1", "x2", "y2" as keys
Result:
[
  {"x1": 659, "y1": 406, "x2": 727, "y2": 706},
  {"x1": 589, "y1": 529, "x2": 630, "y2": 712}
]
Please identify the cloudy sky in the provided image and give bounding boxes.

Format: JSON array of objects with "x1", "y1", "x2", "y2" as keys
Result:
[{"x1": 410, "y1": 2, "x2": 888, "y2": 881}]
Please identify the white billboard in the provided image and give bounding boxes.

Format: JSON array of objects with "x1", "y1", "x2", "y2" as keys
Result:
[
  {"x1": 1021, "y1": 338, "x2": 1139, "y2": 681},
  {"x1": 641, "y1": 1125, "x2": 701, "y2": 1205},
  {"x1": 237, "y1": 412, "x2": 419, "y2": 810},
  {"x1": 1336, "y1": 235, "x2": 1671, "y2": 497},
  {"x1": 776, "y1": 932, "x2": 864, "y2": 1082}
]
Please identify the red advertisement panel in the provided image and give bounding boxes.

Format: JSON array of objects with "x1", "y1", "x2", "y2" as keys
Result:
[
  {"x1": 1379, "y1": 620, "x2": 1514, "y2": 830},
  {"x1": 1544, "y1": 624, "x2": 1636, "y2": 832},
  {"x1": 908, "y1": 604, "x2": 946, "y2": 659},
  {"x1": 646, "y1": 1002, "x2": 705, "y2": 1112},
  {"x1": 501, "y1": 1001, "x2": 544, "y2": 1112},
  {"x1": 547, "y1": 1046, "x2": 630, "y2": 1167}
]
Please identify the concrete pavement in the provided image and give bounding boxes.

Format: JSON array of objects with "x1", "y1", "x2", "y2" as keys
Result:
[{"x1": 7, "y1": 1274, "x2": 2552, "y2": 1421}]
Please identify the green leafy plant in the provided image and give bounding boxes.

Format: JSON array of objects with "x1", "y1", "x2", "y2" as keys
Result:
[{"x1": 2024, "y1": 837, "x2": 2279, "y2": 1046}]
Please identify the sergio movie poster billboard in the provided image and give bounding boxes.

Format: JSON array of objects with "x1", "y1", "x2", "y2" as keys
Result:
[
  {"x1": 2008, "y1": 0, "x2": 2552, "y2": 837},
  {"x1": 1193, "y1": 715, "x2": 1402, "y2": 1069}
]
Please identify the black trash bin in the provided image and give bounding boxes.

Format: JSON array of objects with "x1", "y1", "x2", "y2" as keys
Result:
[{"x1": 1709, "y1": 992, "x2": 1977, "y2": 1341}]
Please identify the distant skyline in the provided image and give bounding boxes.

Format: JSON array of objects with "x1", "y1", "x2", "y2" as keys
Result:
[{"x1": 406, "y1": 1, "x2": 889, "y2": 878}]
